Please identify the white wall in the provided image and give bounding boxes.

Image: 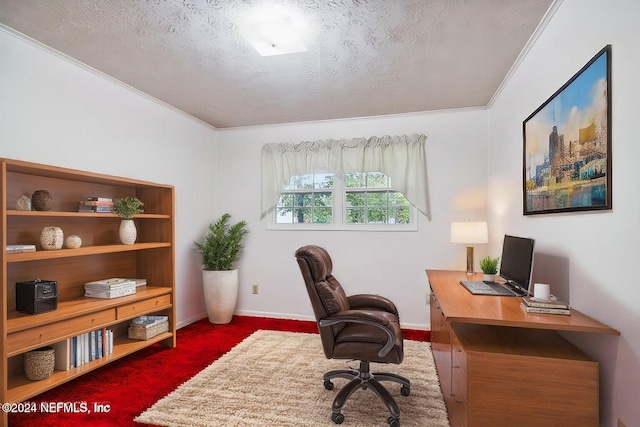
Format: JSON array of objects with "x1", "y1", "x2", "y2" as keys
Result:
[
  {"x1": 0, "y1": 27, "x2": 217, "y2": 327},
  {"x1": 488, "y1": 1, "x2": 640, "y2": 425},
  {"x1": 215, "y1": 108, "x2": 489, "y2": 328}
]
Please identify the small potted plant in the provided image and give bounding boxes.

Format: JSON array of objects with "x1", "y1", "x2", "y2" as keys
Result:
[
  {"x1": 480, "y1": 256, "x2": 499, "y2": 282},
  {"x1": 195, "y1": 213, "x2": 249, "y2": 324},
  {"x1": 113, "y1": 196, "x2": 144, "y2": 244}
]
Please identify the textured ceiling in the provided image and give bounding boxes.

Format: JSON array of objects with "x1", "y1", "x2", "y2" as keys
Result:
[{"x1": 0, "y1": 0, "x2": 554, "y2": 128}]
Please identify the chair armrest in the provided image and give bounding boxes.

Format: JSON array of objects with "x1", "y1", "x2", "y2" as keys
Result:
[
  {"x1": 319, "y1": 310, "x2": 395, "y2": 358},
  {"x1": 348, "y1": 294, "x2": 398, "y2": 315}
]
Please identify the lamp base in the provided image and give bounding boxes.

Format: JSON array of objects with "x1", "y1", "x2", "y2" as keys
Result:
[{"x1": 466, "y1": 246, "x2": 474, "y2": 275}]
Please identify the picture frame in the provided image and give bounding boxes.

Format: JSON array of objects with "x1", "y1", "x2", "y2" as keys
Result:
[{"x1": 522, "y1": 45, "x2": 611, "y2": 215}]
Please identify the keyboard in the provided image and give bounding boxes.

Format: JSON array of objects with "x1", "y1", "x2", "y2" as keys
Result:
[{"x1": 460, "y1": 280, "x2": 519, "y2": 296}]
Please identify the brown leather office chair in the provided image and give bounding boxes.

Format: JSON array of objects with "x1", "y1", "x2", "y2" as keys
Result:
[{"x1": 295, "y1": 245, "x2": 410, "y2": 427}]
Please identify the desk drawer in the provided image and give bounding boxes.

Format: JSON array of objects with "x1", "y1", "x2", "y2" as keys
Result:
[
  {"x1": 451, "y1": 364, "x2": 468, "y2": 426},
  {"x1": 451, "y1": 329, "x2": 467, "y2": 373},
  {"x1": 7, "y1": 309, "x2": 116, "y2": 355},
  {"x1": 116, "y1": 294, "x2": 171, "y2": 319}
]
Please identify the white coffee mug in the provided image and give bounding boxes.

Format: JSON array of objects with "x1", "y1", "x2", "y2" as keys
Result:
[{"x1": 534, "y1": 283, "x2": 550, "y2": 300}]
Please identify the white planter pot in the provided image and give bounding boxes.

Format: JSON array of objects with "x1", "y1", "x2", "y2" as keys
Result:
[
  {"x1": 483, "y1": 273, "x2": 496, "y2": 282},
  {"x1": 119, "y1": 219, "x2": 137, "y2": 244},
  {"x1": 202, "y1": 269, "x2": 238, "y2": 324}
]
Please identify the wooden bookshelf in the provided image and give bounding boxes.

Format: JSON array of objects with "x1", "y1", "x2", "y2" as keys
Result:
[{"x1": 1, "y1": 158, "x2": 176, "y2": 427}]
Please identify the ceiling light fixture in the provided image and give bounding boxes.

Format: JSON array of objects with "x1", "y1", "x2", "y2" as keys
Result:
[{"x1": 237, "y1": 4, "x2": 309, "y2": 57}]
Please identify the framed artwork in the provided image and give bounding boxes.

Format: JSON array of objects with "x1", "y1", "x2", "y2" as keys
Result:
[{"x1": 523, "y1": 45, "x2": 611, "y2": 215}]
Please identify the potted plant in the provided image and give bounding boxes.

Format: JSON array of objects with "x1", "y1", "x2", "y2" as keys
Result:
[
  {"x1": 195, "y1": 213, "x2": 249, "y2": 324},
  {"x1": 480, "y1": 256, "x2": 499, "y2": 282},
  {"x1": 113, "y1": 196, "x2": 144, "y2": 244}
]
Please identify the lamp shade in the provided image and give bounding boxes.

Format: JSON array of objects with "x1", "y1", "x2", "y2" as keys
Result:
[{"x1": 451, "y1": 221, "x2": 488, "y2": 244}]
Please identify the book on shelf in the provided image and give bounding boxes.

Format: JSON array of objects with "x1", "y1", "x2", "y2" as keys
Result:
[
  {"x1": 521, "y1": 296, "x2": 570, "y2": 309},
  {"x1": 79, "y1": 200, "x2": 114, "y2": 207},
  {"x1": 520, "y1": 301, "x2": 570, "y2": 316},
  {"x1": 84, "y1": 278, "x2": 137, "y2": 289},
  {"x1": 6, "y1": 244, "x2": 36, "y2": 253},
  {"x1": 86, "y1": 197, "x2": 113, "y2": 202},
  {"x1": 68, "y1": 328, "x2": 113, "y2": 369},
  {"x1": 78, "y1": 205, "x2": 113, "y2": 213},
  {"x1": 122, "y1": 278, "x2": 147, "y2": 287},
  {"x1": 52, "y1": 339, "x2": 74, "y2": 371},
  {"x1": 85, "y1": 287, "x2": 136, "y2": 299}
]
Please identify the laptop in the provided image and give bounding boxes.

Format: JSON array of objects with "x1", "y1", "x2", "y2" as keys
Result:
[{"x1": 460, "y1": 235, "x2": 535, "y2": 297}]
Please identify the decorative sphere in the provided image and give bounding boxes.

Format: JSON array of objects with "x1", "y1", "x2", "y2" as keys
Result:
[
  {"x1": 65, "y1": 235, "x2": 82, "y2": 249},
  {"x1": 40, "y1": 226, "x2": 63, "y2": 250},
  {"x1": 32, "y1": 190, "x2": 53, "y2": 211}
]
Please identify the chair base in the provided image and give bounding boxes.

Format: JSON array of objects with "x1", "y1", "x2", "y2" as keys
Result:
[{"x1": 323, "y1": 360, "x2": 410, "y2": 426}]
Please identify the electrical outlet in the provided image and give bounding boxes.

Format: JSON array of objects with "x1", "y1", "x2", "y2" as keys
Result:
[{"x1": 252, "y1": 284, "x2": 259, "y2": 294}]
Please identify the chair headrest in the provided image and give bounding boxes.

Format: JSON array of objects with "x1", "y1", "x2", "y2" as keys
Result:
[{"x1": 295, "y1": 245, "x2": 333, "y2": 281}]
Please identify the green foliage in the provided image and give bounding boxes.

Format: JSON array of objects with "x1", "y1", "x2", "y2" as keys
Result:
[
  {"x1": 113, "y1": 197, "x2": 144, "y2": 219},
  {"x1": 480, "y1": 256, "x2": 500, "y2": 275},
  {"x1": 195, "y1": 213, "x2": 249, "y2": 271}
]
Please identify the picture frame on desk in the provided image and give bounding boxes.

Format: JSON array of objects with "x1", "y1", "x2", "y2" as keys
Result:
[{"x1": 522, "y1": 45, "x2": 612, "y2": 215}]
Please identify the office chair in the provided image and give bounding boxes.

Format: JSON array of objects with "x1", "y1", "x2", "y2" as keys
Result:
[{"x1": 295, "y1": 245, "x2": 410, "y2": 427}]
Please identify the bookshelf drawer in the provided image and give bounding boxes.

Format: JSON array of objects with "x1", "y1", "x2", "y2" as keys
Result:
[
  {"x1": 6, "y1": 309, "x2": 116, "y2": 355},
  {"x1": 116, "y1": 294, "x2": 171, "y2": 319}
]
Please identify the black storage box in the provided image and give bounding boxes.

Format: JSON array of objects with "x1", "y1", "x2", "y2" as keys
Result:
[{"x1": 16, "y1": 279, "x2": 58, "y2": 314}]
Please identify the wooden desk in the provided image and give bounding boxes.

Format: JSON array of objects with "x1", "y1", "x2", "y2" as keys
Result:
[{"x1": 426, "y1": 270, "x2": 619, "y2": 427}]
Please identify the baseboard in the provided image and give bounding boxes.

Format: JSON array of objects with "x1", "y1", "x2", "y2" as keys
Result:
[
  {"x1": 235, "y1": 309, "x2": 430, "y2": 331},
  {"x1": 179, "y1": 310, "x2": 430, "y2": 331},
  {"x1": 176, "y1": 312, "x2": 208, "y2": 329}
]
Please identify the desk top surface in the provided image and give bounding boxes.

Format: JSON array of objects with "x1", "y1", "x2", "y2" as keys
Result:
[{"x1": 426, "y1": 269, "x2": 619, "y2": 335}]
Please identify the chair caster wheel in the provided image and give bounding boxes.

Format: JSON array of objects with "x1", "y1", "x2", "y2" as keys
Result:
[
  {"x1": 387, "y1": 416, "x2": 400, "y2": 426},
  {"x1": 324, "y1": 380, "x2": 334, "y2": 390},
  {"x1": 332, "y1": 412, "x2": 344, "y2": 424},
  {"x1": 401, "y1": 385, "x2": 410, "y2": 396}
]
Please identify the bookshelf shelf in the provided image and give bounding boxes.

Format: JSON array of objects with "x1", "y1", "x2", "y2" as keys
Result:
[
  {"x1": 6, "y1": 331, "x2": 173, "y2": 403},
  {"x1": 6, "y1": 243, "x2": 171, "y2": 262},
  {"x1": 1, "y1": 158, "x2": 176, "y2": 427}
]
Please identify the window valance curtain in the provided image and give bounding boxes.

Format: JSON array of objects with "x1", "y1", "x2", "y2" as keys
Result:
[{"x1": 261, "y1": 133, "x2": 429, "y2": 219}]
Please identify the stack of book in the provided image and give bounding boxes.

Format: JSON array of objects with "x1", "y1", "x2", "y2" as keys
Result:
[
  {"x1": 78, "y1": 197, "x2": 114, "y2": 213},
  {"x1": 84, "y1": 278, "x2": 136, "y2": 299},
  {"x1": 520, "y1": 296, "x2": 570, "y2": 315}
]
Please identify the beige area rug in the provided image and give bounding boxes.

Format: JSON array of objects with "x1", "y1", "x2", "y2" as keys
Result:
[{"x1": 135, "y1": 330, "x2": 450, "y2": 427}]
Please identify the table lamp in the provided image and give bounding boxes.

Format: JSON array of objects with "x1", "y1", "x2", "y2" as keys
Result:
[{"x1": 451, "y1": 221, "x2": 488, "y2": 275}]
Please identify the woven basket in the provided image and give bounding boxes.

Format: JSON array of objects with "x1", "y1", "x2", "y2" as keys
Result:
[
  {"x1": 128, "y1": 321, "x2": 169, "y2": 340},
  {"x1": 24, "y1": 346, "x2": 55, "y2": 381}
]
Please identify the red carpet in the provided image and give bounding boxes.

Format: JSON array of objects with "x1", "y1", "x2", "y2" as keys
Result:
[{"x1": 8, "y1": 316, "x2": 429, "y2": 427}]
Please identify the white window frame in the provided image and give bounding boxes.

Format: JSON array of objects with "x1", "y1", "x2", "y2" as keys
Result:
[{"x1": 268, "y1": 173, "x2": 417, "y2": 231}]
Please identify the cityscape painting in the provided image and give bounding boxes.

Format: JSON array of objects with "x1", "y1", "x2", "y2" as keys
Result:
[{"x1": 523, "y1": 45, "x2": 611, "y2": 215}]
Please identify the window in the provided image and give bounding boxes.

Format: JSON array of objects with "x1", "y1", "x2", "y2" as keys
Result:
[
  {"x1": 276, "y1": 174, "x2": 333, "y2": 224},
  {"x1": 272, "y1": 172, "x2": 416, "y2": 230},
  {"x1": 345, "y1": 172, "x2": 411, "y2": 225}
]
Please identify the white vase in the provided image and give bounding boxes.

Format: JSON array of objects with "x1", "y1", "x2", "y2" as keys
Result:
[
  {"x1": 40, "y1": 226, "x2": 63, "y2": 250},
  {"x1": 119, "y1": 219, "x2": 137, "y2": 244},
  {"x1": 202, "y1": 269, "x2": 238, "y2": 324},
  {"x1": 483, "y1": 273, "x2": 496, "y2": 282}
]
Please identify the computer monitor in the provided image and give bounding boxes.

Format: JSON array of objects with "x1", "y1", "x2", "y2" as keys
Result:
[{"x1": 499, "y1": 235, "x2": 535, "y2": 295}]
